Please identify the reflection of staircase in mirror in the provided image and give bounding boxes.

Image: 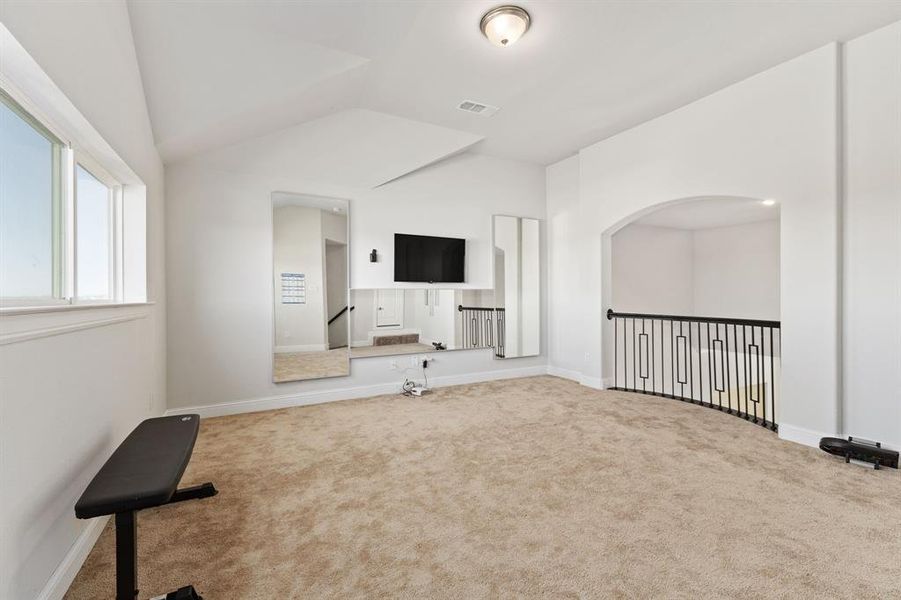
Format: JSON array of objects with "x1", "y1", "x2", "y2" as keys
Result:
[
  {"x1": 373, "y1": 333, "x2": 420, "y2": 346},
  {"x1": 327, "y1": 305, "x2": 353, "y2": 349}
]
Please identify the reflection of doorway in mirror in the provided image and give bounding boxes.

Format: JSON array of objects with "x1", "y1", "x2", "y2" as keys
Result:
[
  {"x1": 376, "y1": 289, "x2": 404, "y2": 327},
  {"x1": 325, "y1": 240, "x2": 348, "y2": 349}
]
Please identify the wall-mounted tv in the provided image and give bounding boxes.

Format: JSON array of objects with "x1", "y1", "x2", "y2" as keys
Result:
[{"x1": 394, "y1": 233, "x2": 465, "y2": 283}]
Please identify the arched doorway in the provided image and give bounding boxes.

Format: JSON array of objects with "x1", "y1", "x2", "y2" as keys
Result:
[{"x1": 601, "y1": 196, "x2": 781, "y2": 429}]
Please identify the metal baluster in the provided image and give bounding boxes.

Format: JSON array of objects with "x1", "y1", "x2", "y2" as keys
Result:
[
  {"x1": 670, "y1": 319, "x2": 675, "y2": 398},
  {"x1": 726, "y1": 324, "x2": 734, "y2": 414},
  {"x1": 687, "y1": 320, "x2": 694, "y2": 402},
  {"x1": 641, "y1": 319, "x2": 646, "y2": 393},
  {"x1": 623, "y1": 319, "x2": 629, "y2": 389},
  {"x1": 742, "y1": 325, "x2": 749, "y2": 420},
  {"x1": 650, "y1": 318, "x2": 656, "y2": 395},
  {"x1": 753, "y1": 326, "x2": 760, "y2": 424},
  {"x1": 614, "y1": 317, "x2": 618, "y2": 390},
  {"x1": 733, "y1": 324, "x2": 740, "y2": 416},
  {"x1": 769, "y1": 327, "x2": 775, "y2": 430},
  {"x1": 659, "y1": 319, "x2": 664, "y2": 396},
  {"x1": 706, "y1": 322, "x2": 713, "y2": 408},
  {"x1": 632, "y1": 318, "x2": 637, "y2": 391}
]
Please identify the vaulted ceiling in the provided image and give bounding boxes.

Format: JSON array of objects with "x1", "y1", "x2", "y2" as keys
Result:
[{"x1": 127, "y1": 0, "x2": 901, "y2": 169}]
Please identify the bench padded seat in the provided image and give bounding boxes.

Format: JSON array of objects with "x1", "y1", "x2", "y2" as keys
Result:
[{"x1": 75, "y1": 415, "x2": 201, "y2": 519}]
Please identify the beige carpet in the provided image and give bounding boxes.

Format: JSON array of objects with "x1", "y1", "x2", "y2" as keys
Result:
[
  {"x1": 273, "y1": 348, "x2": 349, "y2": 382},
  {"x1": 65, "y1": 376, "x2": 901, "y2": 599},
  {"x1": 350, "y1": 342, "x2": 434, "y2": 358}
]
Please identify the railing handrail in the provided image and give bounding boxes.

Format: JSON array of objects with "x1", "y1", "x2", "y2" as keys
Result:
[
  {"x1": 328, "y1": 305, "x2": 354, "y2": 326},
  {"x1": 457, "y1": 305, "x2": 504, "y2": 313},
  {"x1": 607, "y1": 309, "x2": 780, "y2": 329}
]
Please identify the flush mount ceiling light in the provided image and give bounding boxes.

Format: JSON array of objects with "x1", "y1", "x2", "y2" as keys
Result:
[
  {"x1": 480, "y1": 5, "x2": 531, "y2": 48},
  {"x1": 761, "y1": 199, "x2": 777, "y2": 206}
]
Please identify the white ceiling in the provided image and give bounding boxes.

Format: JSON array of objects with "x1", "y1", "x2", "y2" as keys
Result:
[
  {"x1": 634, "y1": 197, "x2": 779, "y2": 230},
  {"x1": 127, "y1": 1, "x2": 901, "y2": 167},
  {"x1": 183, "y1": 108, "x2": 483, "y2": 189}
]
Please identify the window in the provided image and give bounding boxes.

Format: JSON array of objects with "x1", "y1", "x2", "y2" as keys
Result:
[
  {"x1": 0, "y1": 89, "x2": 127, "y2": 309},
  {"x1": 0, "y1": 90, "x2": 65, "y2": 303},
  {"x1": 75, "y1": 164, "x2": 114, "y2": 300}
]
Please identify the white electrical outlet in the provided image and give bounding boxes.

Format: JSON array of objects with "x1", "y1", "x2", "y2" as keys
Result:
[
  {"x1": 390, "y1": 360, "x2": 397, "y2": 370},
  {"x1": 410, "y1": 355, "x2": 419, "y2": 367}
]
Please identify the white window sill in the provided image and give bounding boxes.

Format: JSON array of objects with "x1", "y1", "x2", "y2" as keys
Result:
[
  {"x1": 0, "y1": 301, "x2": 155, "y2": 317},
  {"x1": 0, "y1": 302, "x2": 156, "y2": 346}
]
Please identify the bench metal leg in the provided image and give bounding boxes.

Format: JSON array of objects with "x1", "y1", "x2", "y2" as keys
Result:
[
  {"x1": 168, "y1": 482, "x2": 218, "y2": 504},
  {"x1": 112, "y1": 485, "x2": 215, "y2": 600},
  {"x1": 115, "y1": 511, "x2": 138, "y2": 600}
]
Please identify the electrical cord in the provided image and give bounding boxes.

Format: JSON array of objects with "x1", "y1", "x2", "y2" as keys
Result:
[{"x1": 399, "y1": 359, "x2": 430, "y2": 397}]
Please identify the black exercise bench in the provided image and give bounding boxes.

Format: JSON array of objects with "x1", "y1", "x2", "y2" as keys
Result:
[{"x1": 75, "y1": 415, "x2": 217, "y2": 600}]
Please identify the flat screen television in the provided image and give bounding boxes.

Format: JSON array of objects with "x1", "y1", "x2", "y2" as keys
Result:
[{"x1": 394, "y1": 233, "x2": 465, "y2": 283}]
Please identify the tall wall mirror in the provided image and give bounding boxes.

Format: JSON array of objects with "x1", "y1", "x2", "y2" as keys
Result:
[
  {"x1": 272, "y1": 192, "x2": 349, "y2": 382},
  {"x1": 493, "y1": 215, "x2": 540, "y2": 359},
  {"x1": 350, "y1": 288, "x2": 496, "y2": 358}
]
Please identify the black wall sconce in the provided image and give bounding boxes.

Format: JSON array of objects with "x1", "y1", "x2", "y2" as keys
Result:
[{"x1": 369, "y1": 249, "x2": 378, "y2": 263}]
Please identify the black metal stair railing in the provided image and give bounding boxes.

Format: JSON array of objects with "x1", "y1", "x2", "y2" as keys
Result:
[
  {"x1": 606, "y1": 309, "x2": 780, "y2": 431},
  {"x1": 458, "y1": 305, "x2": 505, "y2": 358}
]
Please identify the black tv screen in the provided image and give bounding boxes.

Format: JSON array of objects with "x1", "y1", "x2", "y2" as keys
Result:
[{"x1": 394, "y1": 234, "x2": 465, "y2": 283}]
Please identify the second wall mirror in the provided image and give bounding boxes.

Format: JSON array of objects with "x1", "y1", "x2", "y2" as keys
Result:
[{"x1": 493, "y1": 215, "x2": 540, "y2": 359}]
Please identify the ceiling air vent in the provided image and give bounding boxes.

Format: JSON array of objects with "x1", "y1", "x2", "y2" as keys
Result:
[{"x1": 457, "y1": 100, "x2": 500, "y2": 117}]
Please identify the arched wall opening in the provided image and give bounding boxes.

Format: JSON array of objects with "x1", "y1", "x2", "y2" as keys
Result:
[
  {"x1": 600, "y1": 196, "x2": 782, "y2": 425},
  {"x1": 605, "y1": 195, "x2": 780, "y2": 319}
]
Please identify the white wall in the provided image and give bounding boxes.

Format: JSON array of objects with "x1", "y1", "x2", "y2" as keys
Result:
[
  {"x1": 273, "y1": 206, "x2": 326, "y2": 351},
  {"x1": 611, "y1": 224, "x2": 694, "y2": 316},
  {"x1": 411, "y1": 289, "x2": 456, "y2": 347},
  {"x1": 166, "y1": 148, "x2": 546, "y2": 412},
  {"x1": 549, "y1": 44, "x2": 841, "y2": 436},
  {"x1": 611, "y1": 220, "x2": 780, "y2": 320},
  {"x1": 546, "y1": 155, "x2": 585, "y2": 379},
  {"x1": 0, "y1": 2, "x2": 166, "y2": 598},
  {"x1": 693, "y1": 220, "x2": 780, "y2": 320},
  {"x1": 842, "y1": 21, "x2": 901, "y2": 448},
  {"x1": 549, "y1": 27, "x2": 901, "y2": 446}
]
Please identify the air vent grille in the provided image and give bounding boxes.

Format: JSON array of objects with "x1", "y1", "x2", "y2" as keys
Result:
[{"x1": 457, "y1": 100, "x2": 500, "y2": 117}]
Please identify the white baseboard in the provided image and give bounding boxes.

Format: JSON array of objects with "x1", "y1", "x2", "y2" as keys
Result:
[
  {"x1": 37, "y1": 516, "x2": 109, "y2": 600},
  {"x1": 274, "y1": 343, "x2": 327, "y2": 353},
  {"x1": 547, "y1": 365, "x2": 581, "y2": 382},
  {"x1": 546, "y1": 367, "x2": 605, "y2": 390},
  {"x1": 780, "y1": 423, "x2": 900, "y2": 453},
  {"x1": 166, "y1": 365, "x2": 551, "y2": 419},
  {"x1": 778, "y1": 423, "x2": 833, "y2": 449},
  {"x1": 579, "y1": 375, "x2": 603, "y2": 389}
]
